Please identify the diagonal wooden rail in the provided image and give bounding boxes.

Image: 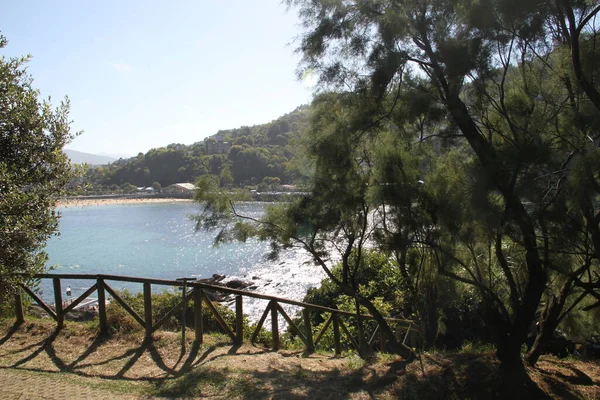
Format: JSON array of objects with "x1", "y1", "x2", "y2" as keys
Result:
[{"x1": 14, "y1": 273, "x2": 418, "y2": 355}]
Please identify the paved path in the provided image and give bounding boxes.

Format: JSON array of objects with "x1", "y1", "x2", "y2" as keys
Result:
[{"x1": 0, "y1": 368, "x2": 138, "y2": 399}]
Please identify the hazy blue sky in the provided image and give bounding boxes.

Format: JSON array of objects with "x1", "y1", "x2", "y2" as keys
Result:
[{"x1": 1, "y1": 0, "x2": 313, "y2": 156}]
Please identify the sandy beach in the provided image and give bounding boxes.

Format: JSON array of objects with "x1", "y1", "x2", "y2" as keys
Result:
[{"x1": 56, "y1": 196, "x2": 194, "y2": 208}]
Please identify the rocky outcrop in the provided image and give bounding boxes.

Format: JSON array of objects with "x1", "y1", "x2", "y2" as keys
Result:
[{"x1": 196, "y1": 274, "x2": 257, "y2": 302}]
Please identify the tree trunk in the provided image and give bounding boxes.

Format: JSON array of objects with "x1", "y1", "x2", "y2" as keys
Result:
[
  {"x1": 497, "y1": 342, "x2": 525, "y2": 373},
  {"x1": 525, "y1": 278, "x2": 573, "y2": 366},
  {"x1": 422, "y1": 284, "x2": 438, "y2": 349},
  {"x1": 497, "y1": 352, "x2": 546, "y2": 399},
  {"x1": 354, "y1": 296, "x2": 374, "y2": 359},
  {"x1": 495, "y1": 331, "x2": 550, "y2": 398},
  {"x1": 335, "y1": 276, "x2": 416, "y2": 361},
  {"x1": 560, "y1": 0, "x2": 600, "y2": 114},
  {"x1": 356, "y1": 296, "x2": 416, "y2": 361},
  {"x1": 525, "y1": 306, "x2": 559, "y2": 366}
]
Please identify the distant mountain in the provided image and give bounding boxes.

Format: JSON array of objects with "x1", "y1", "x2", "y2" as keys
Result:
[
  {"x1": 64, "y1": 149, "x2": 116, "y2": 165},
  {"x1": 98, "y1": 152, "x2": 132, "y2": 160}
]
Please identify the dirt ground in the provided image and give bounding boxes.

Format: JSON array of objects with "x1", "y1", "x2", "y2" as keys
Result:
[{"x1": 0, "y1": 319, "x2": 598, "y2": 399}]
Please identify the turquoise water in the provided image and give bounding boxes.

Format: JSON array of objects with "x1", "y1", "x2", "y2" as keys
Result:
[
  {"x1": 42, "y1": 202, "x2": 271, "y2": 299},
  {"x1": 41, "y1": 201, "x2": 329, "y2": 320}
]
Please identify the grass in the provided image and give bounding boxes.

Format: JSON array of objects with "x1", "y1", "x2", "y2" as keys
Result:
[{"x1": 0, "y1": 317, "x2": 599, "y2": 399}]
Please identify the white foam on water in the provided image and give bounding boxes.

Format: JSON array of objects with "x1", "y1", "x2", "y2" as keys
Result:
[{"x1": 224, "y1": 245, "x2": 341, "y2": 329}]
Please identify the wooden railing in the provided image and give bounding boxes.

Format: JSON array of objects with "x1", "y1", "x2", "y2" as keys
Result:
[{"x1": 13, "y1": 273, "x2": 417, "y2": 354}]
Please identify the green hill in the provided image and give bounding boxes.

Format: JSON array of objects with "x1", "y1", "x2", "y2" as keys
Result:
[{"x1": 81, "y1": 105, "x2": 310, "y2": 193}]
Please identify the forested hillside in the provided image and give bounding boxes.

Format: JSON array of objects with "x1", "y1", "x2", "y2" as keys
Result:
[
  {"x1": 192, "y1": 0, "x2": 600, "y2": 388},
  {"x1": 78, "y1": 105, "x2": 310, "y2": 192}
]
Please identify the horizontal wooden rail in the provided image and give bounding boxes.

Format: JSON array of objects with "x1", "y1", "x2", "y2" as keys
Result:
[
  {"x1": 15, "y1": 273, "x2": 419, "y2": 357},
  {"x1": 18, "y1": 273, "x2": 414, "y2": 324}
]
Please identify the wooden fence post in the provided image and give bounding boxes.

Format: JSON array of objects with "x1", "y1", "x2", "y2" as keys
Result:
[
  {"x1": 14, "y1": 291, "x2": 24, "y2": 324},
  {"x1": 143, "y1": 282, "x2": 152, "y2": 340},
  {"x1": 332, "y1": 312, "x2": 341, "y2": 355},
  {"x1": 235, "y1": 295, "x2": 243, "y2": 345},
  {"x1": 270, "y1": 300, "x2": 279, "y2": 350},
  {"x1": 53, "y1": 278, "x2": 64, "y2": 329},
  {"x1": 97, "y1": 278, "x2": 108, "y2": 336},
  {"x1": 194, "y1": 287, "x2": 203, "y2": 343},
  {"x1": 302, "y1": 308, "x2": 314, "y2": 352},
  {"x1": 358, "y1": 325, "x2": 366, "y2": 352}
]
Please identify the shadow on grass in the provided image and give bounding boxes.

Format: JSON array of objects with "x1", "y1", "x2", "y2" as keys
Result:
[
  {"x1": 1, "y1": 323, "x2": 363, "y2": 399},
  {"x1": 68, "y1": 334, "x2": 108, "y2": 369},
  {"x1": 0, "y1": 326, "x2": 270, "y2": 397},
  {"x1": 0, "y1": 323, "x2": 596, "y2": 399},
  {"x1": 535, "y1": 359, "x2": 599, "y2": 400},
  {"x1": 146, "y1": 361, "x2": 372, "y2": 399},
  {"x1": 398, "y1": 354, "x2": 502, "y2": 400},
  {"x1": 399, "y1": 352, "x2": 598, "y2": 400},
  {"x1": 10, "y1": 328, "x2": 63, "y2": 370},
  {"x1": 539, "y1": 359, "x2": 597, "y2": 385},
  {"x1": 2, "y1": 328, "x2": 204, "y2": 383},
  {"x1": 0, "y1": 322, "x2": 21, "y2": 346},
  {"x1": 146, "y1": 356, "x2": 421, "y2": 399}
]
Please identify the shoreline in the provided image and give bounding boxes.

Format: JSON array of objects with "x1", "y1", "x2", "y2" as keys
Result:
[
  {"x1": 56, "y1": 196, "x2": 194, "y2": 208},
  {"x1": 46, "y1": 198, "x2": 327, "y2": 323}
]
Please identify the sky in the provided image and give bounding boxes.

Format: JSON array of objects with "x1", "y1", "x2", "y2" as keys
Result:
[{"x1": 0, "y1": 0, "x2": 314, "y2": 157}]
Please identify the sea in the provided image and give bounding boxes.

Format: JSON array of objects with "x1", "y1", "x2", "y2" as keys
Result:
[{"x1": 42, "y1": 201, "x2": 327, "y2": 321}]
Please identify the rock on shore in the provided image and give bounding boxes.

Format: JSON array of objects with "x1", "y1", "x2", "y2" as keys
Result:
[{"x1": 196, "y1": 274, "x2": 257, "y2": 302}]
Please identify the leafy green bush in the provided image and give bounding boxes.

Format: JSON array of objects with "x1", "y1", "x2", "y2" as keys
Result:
[
  {"x1": 103, "y1": 289, "x2": 271, "y2": 346},
  {"x1": 1, "y1": 279, "x2": 38, "y2": 320},
  {"x1": 105, "y1": 299, "x2": 140, "y2": 334},
  {"x1": 303, "y1": 250, "x2": 404, "y2": 324},
  {"x1": 0, "y1": 300, "x2": 16, "y2": 319},
  {"x1": 296, "y1": 250, "x2": 404, "y2": 352}
]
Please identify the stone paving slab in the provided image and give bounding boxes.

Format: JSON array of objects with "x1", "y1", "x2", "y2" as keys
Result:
[{"x1": 0, "y1": 368, "x2": 138, "y2": 400}]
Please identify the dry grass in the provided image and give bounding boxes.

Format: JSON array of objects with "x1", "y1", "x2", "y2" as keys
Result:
[
  {"x1": 532, "y1": 357, "x2": 600, "y2": 399},
  {"x1": 0, "y1": 318, "x2": 598, "y2": 399}
]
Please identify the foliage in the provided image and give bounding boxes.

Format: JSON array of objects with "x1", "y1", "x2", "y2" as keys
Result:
[
  {"x1": 283, "y1": 0, "x2": 600, "y2": 373},
  {"x1": 106, "y1": 289, "x2": 224, "y2": 332},
  {"x1": 302, "y1": 249, "x2": 490, "y2": 351},
  {"x1": 257, "y1": 176, "x2": 281, "y2": 192},
  {"x1": 104, "y1": 289, "x2": 271, "y2": 346},
  {"x1": 0, "y1": 34, "x2": 77, "y2": 301},
  {"x1": 77, "y1": 106, "x2": 311, "y2": 191},
  {"x1": 304, "y1": 251, "x2": 403, "y2": 321}
]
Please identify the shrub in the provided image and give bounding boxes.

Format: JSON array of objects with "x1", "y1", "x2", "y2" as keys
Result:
[{"x1": 103, "y1": 289, "x2": 271, "y2": 346}]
